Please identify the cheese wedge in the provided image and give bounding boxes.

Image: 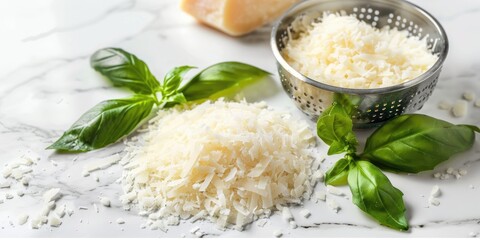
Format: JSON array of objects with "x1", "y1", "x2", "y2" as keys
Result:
[{"x1": 180, "y1": 0, "x2": 299, "y2": 36}]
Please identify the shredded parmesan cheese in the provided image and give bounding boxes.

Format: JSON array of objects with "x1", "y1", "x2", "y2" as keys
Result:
[
  {"x1": 120, "y1": 100, "x2": 316, "y2": 229},
  {"x1": 282, "y1": 14, "x2": 438, "y2": 89}
]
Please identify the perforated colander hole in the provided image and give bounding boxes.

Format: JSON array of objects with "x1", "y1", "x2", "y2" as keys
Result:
[
  {"x1": 389, "y1": 13, "x2": 394, "y2": 18},
  {"x1": 353, "y1": 7, "x2": 358, "y2": 12},
  {"x1": 361, "y1": 8, "x2": 366, "y2": 13},
  {"x1": 359, "y1": 13, "x2": 364, "y2": 19},
  {"x1": 374, "y1": 10, "x2": 380, "y2": 15},
  {"x1": 366, "y1": 15, "x2": 372, "y2": 20},
  {"x1": 373, "y1": 16, "x2": 379, "y2": 21}
]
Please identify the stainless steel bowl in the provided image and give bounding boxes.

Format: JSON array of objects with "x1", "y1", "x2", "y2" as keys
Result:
[{"x1": 271, "y1": 0, "x2": 448, "y2": 128}]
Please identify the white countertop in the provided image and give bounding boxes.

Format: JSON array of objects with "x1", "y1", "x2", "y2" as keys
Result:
[{"x1": 1, "y1": 0, "x2": 480, "y2": 237}]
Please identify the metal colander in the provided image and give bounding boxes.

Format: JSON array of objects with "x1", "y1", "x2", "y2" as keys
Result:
[{"x1": 271, "y1": 0, "x2": 448, "y2": 128}]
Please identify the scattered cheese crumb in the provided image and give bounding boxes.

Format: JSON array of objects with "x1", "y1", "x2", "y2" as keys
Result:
[
  {"x1": 17, "y1": 214, "x2": 29, "y2": 225},
  {"x1": 474, "y1": 99, "x2": 480, "y2": 108},
  {"x1": 469, "y1": 232, "x2": 478, "y2": 237},
  {"x1": 312, "y1": 170, "x2": 324, "y2": 182},
  {"x1": 79, "y1": 206, "x2": 88, "y2": 210},
  {"x1": 16, "y1": 190, "x2": 24, "y2": 197},
  {"x1": 257, "y1": 219, "x2": 268, "y2": 228},
  {"x1": 56, "y1": 205, "x2": 66, "y2": 218},
  {"x1": 315, "y1": 191, "x2": 326, "y2": 202},
  {"x1": 462, "y1": 91, "x2": 476, "y2": 102},
  {"x1": 5, "y1": 193, "x2": 14, "y2": 199},
  {"x1": 327, "y1": 185, "x2": 345, "y2": 196},
  {"x1": 438, "y1": 100, "x2": 452, "y2": 110},
  {"x1": 429, "y1": 197, "x2": 440, "y2": 206},
  {"x1": 327, "y1": 199, "x2": 341, "y2": 213},
  {"x1": 190, "y1": 226, "x2": 200, "y2": 234},
  {"x1": 99, "y1": 197, "x2": 111, "y2": 207},
  {"x1": 282, "y1": 14, "x2": 438, "y2": 89},
  {"x1": 66, "y1": 208, "x2": 74, "y2": 216},
  {"x1": 282, "y1": 207, "x2": 294, "y2": 221},
  {"x1": 30, "y1": 216, "x2": 45, "y2": 229},
  {"x1": 93, "y1": 203, "x2": 99, "y2": 213},
  {"x1": 43, "y1": 188, "x2": 61, "y2": 203},
  {"x1": 0, "y1": 182, "x2": 11, "y2": 188},
  {"x1": 434, "y1": 167, "x2": 468, "y2": 180},
  {"x1": 49, "y1": 215, "x2": 62, "y2": 227},
  {"x1": 289, "y1": 220, "x2": 298, "y2": 229},
  {"x1": 430, "y1": 185, "x2": 441, "y2": 198},
  {"x1": 116, "y1": 218, "x2": 125, "y2": 224},
  {"x1": 300, "y1": 209, "x2": 311, "y2": 218},
  {"x1": 273, "y1": 230, "x2": 283, "y2": 238},
  {"x1": 452, "y1": 100, "x2": 468, "y2": 118},
  {"x1": 82, "y1": 154, "x2": 121, "y2": 176}
]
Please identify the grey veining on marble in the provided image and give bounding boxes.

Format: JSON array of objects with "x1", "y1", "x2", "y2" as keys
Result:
[{"x1": 1, "y1": 0, "x2": 480, "y2": 237}]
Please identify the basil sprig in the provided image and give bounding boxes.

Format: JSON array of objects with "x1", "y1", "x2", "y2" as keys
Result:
[
  {"x1": 317, "y1": 103, "x2": 478, "y2": 231},
  {"x1": 48, "y1": 48, "x2": 269, "y2": 152}
]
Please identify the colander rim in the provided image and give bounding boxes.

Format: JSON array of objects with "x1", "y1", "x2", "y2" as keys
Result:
[{"x1": 270, "y1": 0, "x2": 449, "y2": 95}]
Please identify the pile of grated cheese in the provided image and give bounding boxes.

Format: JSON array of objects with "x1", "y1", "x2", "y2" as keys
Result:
[
  {"x1": 282, "y1": 13, "x2": 439, "y2": 89},
  {"x1": 120, "y1": 100, "x2": 316, "y2": 230}
]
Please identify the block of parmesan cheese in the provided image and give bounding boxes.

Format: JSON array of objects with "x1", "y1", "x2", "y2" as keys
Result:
[{"x1": 180, "y1": 0, "x2": 299, "y2": 36}]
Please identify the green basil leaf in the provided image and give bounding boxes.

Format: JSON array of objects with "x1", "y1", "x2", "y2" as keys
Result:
[
  {"x1": 90, "y1": 48, "x2": 160, "y2": 94},
  {"x1": 180, "y1": 62, "x2": 269, "y2": 101},
  {"x1": 163, "y1": 66, "x2": 196, "y2": 96},
  {"x1": 460, "y1": 124, "x2": 480, "y2": 133},
  {"x1": 348, "y1": 161, "x2": 408, "y2": 231},
  {"x1": 325, "y1": 157, "x2": 351, "y2": 186},
  {"x1": 161, "y1": 92, "x2": 187, "y2": 108},
  {"x1": 362, "y1": 114, "x2": 476, "y2": 173},
  {"x1": 317, "y1": 102, "x2": 357, "y2": 155},
  {"x1": 47, "y1": 96, "x2": 155, "y2": 152}
]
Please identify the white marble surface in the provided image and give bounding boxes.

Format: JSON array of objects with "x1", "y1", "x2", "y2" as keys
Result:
[{"x1": 1, "y1": 0, "x2": 480, "y2": 237}]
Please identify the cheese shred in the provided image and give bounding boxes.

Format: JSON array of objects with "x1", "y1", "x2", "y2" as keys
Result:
[
  {"x1": 120, "y1": 100, "x2": 316, "y2": 229},
  {"x1": 282, "y1": 13, "x2": 438, "y2": 89}
]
